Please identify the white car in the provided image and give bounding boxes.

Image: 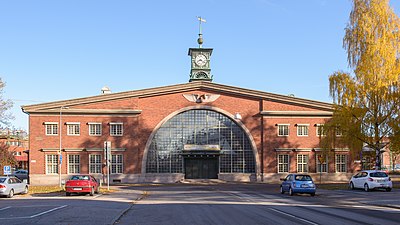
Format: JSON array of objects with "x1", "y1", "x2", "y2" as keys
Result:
[
  {"x1": 349, "y1": 170, "x2": 392, "y2": 192},
  {"x1": 0, "y1": 176, "x2": 29, "y2": 198}
]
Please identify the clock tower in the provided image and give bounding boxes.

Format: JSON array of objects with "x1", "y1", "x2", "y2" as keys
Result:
[{"x1": 189, "y1": 17, "x2": 213, "y2": 82}]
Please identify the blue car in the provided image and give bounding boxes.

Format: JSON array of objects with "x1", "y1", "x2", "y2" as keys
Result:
[{"x1": 280, "y1": 174, "x2": 316, "y2": 196}]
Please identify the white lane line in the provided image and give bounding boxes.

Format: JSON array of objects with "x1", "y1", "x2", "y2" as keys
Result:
[
  {"x1": 30, "y1": 205, "x2": 68, "y2": 218},
  {"x1": 0, "y1": 207, "x2": 11, "y2": 211},
  {"x1": 0, "y1": 205, "x2": 68, "y2": 220},
  {"x1": 269, "y1": 208, "x2": 319, "y2": 225}
]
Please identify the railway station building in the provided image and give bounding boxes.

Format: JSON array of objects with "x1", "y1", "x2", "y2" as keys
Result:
[{"x1": 22, "y1": 42, "x2": 357, "y2": 185}]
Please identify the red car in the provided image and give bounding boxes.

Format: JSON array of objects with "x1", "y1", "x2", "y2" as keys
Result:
[{"x1": 65, "y1": 175, "x2": 100, "y2": 196}]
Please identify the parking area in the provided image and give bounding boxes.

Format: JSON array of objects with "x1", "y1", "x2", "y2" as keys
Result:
[
  {"x1": 0, "y1": 183, "x2": 398, "y2": 225},
  {"x1": 0, "y1": 188, "x2": 142, "y2": 225}
]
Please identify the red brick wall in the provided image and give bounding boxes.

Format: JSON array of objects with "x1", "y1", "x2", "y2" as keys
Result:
[{"x1": 29, "y1": 90, "x2": 352, "y2": 180}]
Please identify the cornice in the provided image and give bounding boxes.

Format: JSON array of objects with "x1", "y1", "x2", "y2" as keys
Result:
[
  {"x1": 28, "y1": 109, "x2": 142, "y2": 115},
  {"x1": 261, "y1": 111, "x2": 333, "y2": 117}
]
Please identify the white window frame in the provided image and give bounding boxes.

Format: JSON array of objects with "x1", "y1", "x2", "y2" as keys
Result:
[
  {"x1": 336, "y1": 127, "x2": 343, "y2": 137},
  {"x1": 297, "y1": 154, "x2": 309, "y2": 173},
  {"x1": 110, "y1": 122, "x2": 123, "y2": 136},
  {"x1": 335, "y1": 154, "x2": 348, "y2": 173},
  {"x1": 278, "y1": 154, "x2": 289, "y2": 173},
  {"x1": 66, "y1": 122, "x2": 80, "y2": 136},
  {"x1": 44, "y1": 122, "x2": 58, "y2": 136},
  {"x1": 316, "y1": 154, "x2": 328, "y2": 173},
  {"x1": 316, "y1": 124, "x2": 325, "y2": 136},
  {"x1": 89, "y1": 154, "x2": 102, "y2": 174},
  {"x1": 46, "y1": 154, "x2": 59, "y2": 174},
  {"x1": 88, "y1": 123, "x2": 102, "y2": 136},
  {"x1": 111, "y1": 154, "x2": 123, "y2": 174},
  {"x1": 68, "y1": 155, "x2": 80, "y2": 174},
  {"x1": 297, "y1": 124, "x2": 309, "y2": 136},
  {"x1": 277, "y1": 124, "x2": 289, "y2": 136}
]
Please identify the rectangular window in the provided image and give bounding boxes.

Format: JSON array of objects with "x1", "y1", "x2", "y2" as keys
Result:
[
  {"x1": 278, "y1": 154, "x2": 289, "y2": 173},
  {"x1": 277, "y1": 124, "x2": 289, "y2": 136},
  {"x1": 297, "y1": 154, "x2": 309, "y2": 173},
  {"x1": 89, "y1": 123, "x2": 102, "y2": 136},
  {"x1": 110, "y1": 123, "x2": 123, "y2": 136},
  {"x1": 297, "y1": 124, "x2": 309, "y2": 136},
  {"x1": 45, "y1": 123, "x2": 58, "y2": 135},
  {"x1": 111, "y1": 154, "x2": 123, "y2": 174},
  {"x1": 336, "y1": 127, "x2": 343, "y2": 137},
  {"x1": 68, "y1": 155, "x2": 80, "y2": 174},
  {"x1": 46, "y1": 154, "x2": 59, "y2": 174},
  {"x1": 316, "y1": 124, "x2": 325, "y2": 136},
  {"x1": 316, "y1": 154, "x2": 328, "y2": 173},
  {"x1": 67, "y1": 123, "x2": 80, "y2": 136},
  {"x1": 335, "y1": 154, "x2": 348, "y2": 172},
  {"x1": 89, "y1": 154, "x2": 102, "y2": 174}
]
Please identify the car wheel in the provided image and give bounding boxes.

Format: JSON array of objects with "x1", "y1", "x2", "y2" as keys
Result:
[
  {"x1": 23, "y1": 186, "x2": 28, "y2": 194},
  {"x1": 349, "y1": 182, "x2": 355, "y2": 190},
  {"x1": 90, "y1": 187, "x2": 94, "y2": 196},
  {"x1": 386, "y1": 188, "x2": 392, "y2": 192},
  {"x1": 66, "y1": 192, "x2": 71, "y2": 196},
  {"x1": 280, "y1": 186, "x2": 285, "y2": 194},
  {"x1": 364, "y1": 183, "x2": 370, "y2": 192},
  {"x1": 8, "y1": 189, "x2": 14, "y2": 198},
  {"x1": 289, "y1": 188, "x2": 294, "y2": 196}
]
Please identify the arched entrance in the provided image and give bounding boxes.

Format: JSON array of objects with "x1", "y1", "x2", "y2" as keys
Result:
[{"x1": 144, "y1": 108, "x2": 256, "y2": 179}]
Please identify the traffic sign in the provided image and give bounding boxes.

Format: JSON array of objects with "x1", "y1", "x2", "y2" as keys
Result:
[{"x1": 3, "y1": 165, "x2": 11, "y2": 175}]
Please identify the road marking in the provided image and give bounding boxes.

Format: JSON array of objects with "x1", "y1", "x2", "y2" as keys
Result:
[
  {"x1": 30, "y1": 205, "x2": 68, "y2": 218},
  {"x1": 0, "y1": 205, "x2": 68, "y2": 220},
  {"x1": 269, "y1": 208, "x2": 319, "y2": 225},
  {"x1": 0, "y1": 207, "x2": 10, "y2": 211}
]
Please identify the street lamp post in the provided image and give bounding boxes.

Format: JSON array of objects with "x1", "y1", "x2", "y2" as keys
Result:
[{"x1": 59, "y1": 106, "x2": 69, "y2": 187}]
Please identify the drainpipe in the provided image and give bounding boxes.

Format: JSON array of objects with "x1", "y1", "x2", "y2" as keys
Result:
[{"x1": 260, "y1": 100, "x2": 264, "y2": 182}]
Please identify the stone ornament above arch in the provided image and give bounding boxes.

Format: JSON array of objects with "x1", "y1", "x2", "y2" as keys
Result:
[{"x1": 183, "y1": 94, "x2": 220, "y2": 103}]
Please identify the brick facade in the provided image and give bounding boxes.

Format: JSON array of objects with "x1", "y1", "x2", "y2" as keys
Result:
[{"x1": 23, "y1": 81, "x2": 358, "y2": 185}]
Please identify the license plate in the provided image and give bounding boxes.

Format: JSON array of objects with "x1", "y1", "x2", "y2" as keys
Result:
[
  {"x1": 73, "y1": 188, "x2": 82, "y2": 191},
  {"x1": 301, "y1": 184, "x2": 309, "y2": 188}
]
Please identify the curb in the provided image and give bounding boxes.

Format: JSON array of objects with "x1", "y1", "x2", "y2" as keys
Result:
[{"x1": 110, "y1": 191, "x2": 148, "y2": 225}]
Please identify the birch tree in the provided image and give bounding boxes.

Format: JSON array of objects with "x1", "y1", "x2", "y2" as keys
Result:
[
  {"x1": 0, "y1": 78, "x2": 13, "y2": 126},
  {"x1": 326, "y1": 0, "x2": 400, "y2": 170}
]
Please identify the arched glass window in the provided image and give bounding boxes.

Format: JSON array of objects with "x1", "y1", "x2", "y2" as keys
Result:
[{"x1": 146, "y1": 109, "x2": 256, "y2": 173}]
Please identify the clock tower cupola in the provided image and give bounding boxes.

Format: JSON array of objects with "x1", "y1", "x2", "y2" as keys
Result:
[{"x1": 188, "y1": 16, "x2": 213, "y2": 82}]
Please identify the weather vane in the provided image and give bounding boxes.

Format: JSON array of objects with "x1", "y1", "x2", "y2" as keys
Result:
[{"x1": 197, "y1": 16, "x2": 206, "y2": 48}]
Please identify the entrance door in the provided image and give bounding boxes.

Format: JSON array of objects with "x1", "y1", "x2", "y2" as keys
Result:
[{"x1": 185, "y1": 157, "x2": 218, "y2": 179}]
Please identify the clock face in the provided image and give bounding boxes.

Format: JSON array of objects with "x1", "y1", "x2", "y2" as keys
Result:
[{"x1": 195, "y1": 54, "x2": 207, "y2": 66}]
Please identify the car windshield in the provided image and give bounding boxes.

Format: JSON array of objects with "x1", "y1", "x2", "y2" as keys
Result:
[
  {"x1": 0, "y1": 178, "x2": 5, "y2": 183},
  {"x1": 370, "y1": 172, "x2": 388, "y2": 177},
  {"x1": 71, "y1": 175, "x2": 90, "y2": 180},
  {"x1": 295, "y1": 175, "x2": 312, "y2": 181}
]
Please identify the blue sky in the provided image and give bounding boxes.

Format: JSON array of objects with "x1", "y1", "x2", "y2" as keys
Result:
[{"x1": 1, "y1": 0, "x2": 400, "y2": 131}]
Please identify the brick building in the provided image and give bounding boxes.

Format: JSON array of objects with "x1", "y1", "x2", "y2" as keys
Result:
[
  {"x1": 0, "y1": 129, "x2": 29, "y2": 170},
  {"x1": 22, "y1": 42, "x2": 359, "y2": 185}
]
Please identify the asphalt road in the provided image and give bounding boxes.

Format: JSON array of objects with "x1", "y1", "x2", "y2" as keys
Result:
[
  {"x1": 0, "y1": 183, "x2": 399, "y2": 225},
  {"x1": 116, "y1": 183, "x2": 400, "y2": 225}
]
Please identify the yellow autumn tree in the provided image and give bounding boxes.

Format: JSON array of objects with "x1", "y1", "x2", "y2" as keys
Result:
[{"x1": 325, "y1": 0, "x2": 400, "y2": 170}]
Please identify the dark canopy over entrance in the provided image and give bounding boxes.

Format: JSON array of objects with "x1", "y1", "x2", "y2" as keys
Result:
[{"x1": 145, "y1": 109, "x2": 256, "y2": 176}]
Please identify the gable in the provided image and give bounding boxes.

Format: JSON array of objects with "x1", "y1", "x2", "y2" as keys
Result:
[{"x1": 22, "y1": 81, "x2": 333, "y2": 114}]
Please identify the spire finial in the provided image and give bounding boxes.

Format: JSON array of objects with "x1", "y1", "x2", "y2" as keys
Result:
[{"x1": 197, "y1": 16, "x2": 206, "y2": 48}]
